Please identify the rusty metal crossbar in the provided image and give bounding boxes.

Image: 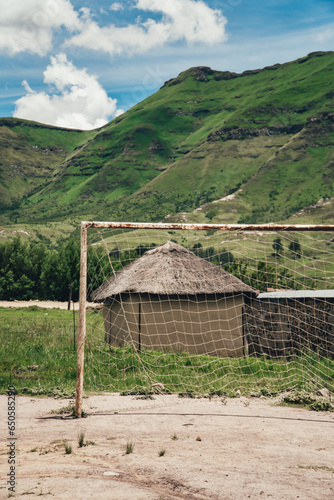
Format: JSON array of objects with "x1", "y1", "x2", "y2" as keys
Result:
[{"x1": 83, "y1": 221, "x2": 334, "y2": 232}]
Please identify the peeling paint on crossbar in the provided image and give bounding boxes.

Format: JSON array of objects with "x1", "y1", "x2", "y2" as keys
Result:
[{"x1": 82, "y1": 221, "x2": 334, "y2": 232}]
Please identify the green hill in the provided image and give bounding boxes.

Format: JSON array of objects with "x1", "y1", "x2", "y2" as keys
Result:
[
  {"x1": 1, "y1": 51, "x2": 334, "y2": 237},
  {"x1": 0, "y1": 119, "x2": 94, "y2": 214}
]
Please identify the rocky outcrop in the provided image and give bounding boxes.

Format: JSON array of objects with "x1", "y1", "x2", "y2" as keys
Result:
[{"x1": 208, "y1": 124, "x2": 303, "y2": 142}]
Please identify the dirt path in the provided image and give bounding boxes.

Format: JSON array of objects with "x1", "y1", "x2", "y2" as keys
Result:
[
  {"x1": 0, "y1": 301, "x2": 79, "y2": 310},
  {"x1": 1, "y1": 394, "x2": 333, "y2": 499},
  {"x1": 0, "y1": 301, "x2": 100, "y2": 310}
]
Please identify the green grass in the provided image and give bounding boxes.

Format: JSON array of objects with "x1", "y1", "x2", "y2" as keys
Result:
[
  {"x1": 0, "y1": 306, "x2": 333, "y2": 399},
  {"x1": 63, "y1": 440, "x2": 72, "y2": 454},
  {"x1": 78, "y1": 431, "x2": 85, "y2": 448},
  {"x1": 277, "y1": 390, "x2": 334, "y2": 411},
  {"x1": 0, "y1": 117, "x2": 94, "y2": 215},
  {"x1": 125, "y1": 441, "x2": 135, "y2": 454},
  {"x1": 50, "y1": 405, "x2": 75, "y2": 415},
  {"x1": 0, "y1": 220, "x2": 79, "y2": 246},
  {"x1": 297, "y1": 465, "x2": 334, "y2": 472},
  {"x1": 0, "y1": 306, "x2": 80, "y2": 395}
]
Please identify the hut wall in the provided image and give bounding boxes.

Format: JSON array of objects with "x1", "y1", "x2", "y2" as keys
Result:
[
  {"x1": 244, "y1": 297, "x2": 334, "y2": 358},
  {"x1": 103, "y1": 293, "x2": 246, "y2": 357},
  {"x1": 102, "y1": 297, "x2": 138, "y2": 347}
]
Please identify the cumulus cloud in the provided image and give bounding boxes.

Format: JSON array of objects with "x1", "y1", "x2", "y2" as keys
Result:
[
  {"x1": 0, "y1": 0, "x2": 80, "y2": 56},
  {"x1": 110, "y1": 2, "x2": 124, "y2": 11},
  {"x1": 137, "y1": 0, "x2": 227, "y2": 44},
  {"x1": 0, "y1": 0, "x2": 227, "y2": 58},
  {"x1": 14, "y1": 53, "x2": 122, "y2": 130},
  {"x1": 68, "y1": 0, "x2": 227, "y2": 57}
]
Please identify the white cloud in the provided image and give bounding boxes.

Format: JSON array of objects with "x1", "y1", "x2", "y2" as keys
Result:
[
  {"x1": 14, "y1": 53, "x2": 121, "y2": 130},
  {"x1": 137, "y1": 0, "x2": 227, "y2": 44},
  {"x1": 0, "y1": 0, "x2": 80, "y2": 56},
  {"x1": 22, "y1": 80, "x2": 34, "y2": 94},
  {"x1": 0, "y1": 0, "x2": 227, "y2": 58},
  {"x1": 68, "y1": 0, "x2": 227, "y2": 57},
  {"x1": 314, "y1": 27, "x2": 333, "y2": 44},
  {"x1": 79, "y1": 6, "x2": 93, "y2": 22},
  {"x1": 110, "y1": 2, "x2": 124, "y2": 11}
]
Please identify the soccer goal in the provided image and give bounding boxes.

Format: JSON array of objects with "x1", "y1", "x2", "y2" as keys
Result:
[{"x1": 75, "y1": 221, "x2": 334, "y2": 417}]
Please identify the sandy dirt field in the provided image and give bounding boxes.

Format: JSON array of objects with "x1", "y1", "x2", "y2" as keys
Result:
[
  {"x1": 0, "y1": 301, "x2": 101, "y2": 311},
  {"x1": 0, "y1": 301, "x2": 80, "y2": 310},
  {"x1": 1, "y1": 394, "x2": 333, "y2": 500}
]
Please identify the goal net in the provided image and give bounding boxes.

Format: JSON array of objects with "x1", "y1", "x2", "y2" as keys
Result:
[{"x1": 75, "y1": 222, "x2": 334, "y2": 415}]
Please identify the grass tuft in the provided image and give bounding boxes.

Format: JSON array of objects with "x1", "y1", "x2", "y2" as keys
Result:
[
  {"x1": 63, "y1": 440, "x2": 72, "y2": 454},
  {"x1": 50, "y1": 405, "x2": 75, "y2": 415},
  {"x1": 78, "y1": 431, "x2": 85, "y2": 448},
  {"x1": 126, "y1": 441, "x2": 135, "y2": 454}
]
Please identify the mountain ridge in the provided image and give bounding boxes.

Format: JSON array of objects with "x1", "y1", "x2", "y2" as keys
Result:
[{"x1": 0, "y1": 50, "x2": 334, "y2": 234}]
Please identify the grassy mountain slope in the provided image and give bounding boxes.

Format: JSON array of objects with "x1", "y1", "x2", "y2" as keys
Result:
[
  {"x1": 110, "y1": 52, "x2": 334, "y2": 223},
  {"x1": 1, "y1": 51, "x2": 334, "y2": 228},
  {"x1": 0, "y1": 118, "x2": 94, "y2": 214}
]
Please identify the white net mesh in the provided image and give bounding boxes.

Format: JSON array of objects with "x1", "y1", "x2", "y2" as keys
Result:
[{"x1": 81, "y1": 224, "x2": 334, "y2": 397}]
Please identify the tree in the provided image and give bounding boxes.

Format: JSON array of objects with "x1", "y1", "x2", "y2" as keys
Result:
[
  {"x1": 272, "y1": 237, "x2": 283, "y2": 257},
  {"x1": 288, "y1": 239, "x2": 301, "y2": 259},
  {"x1": 225, "y1": 259, "x2": 299, "y2": 292},
  {"x1": 40, "y1": 240, "x2": 80, "y2": 301},
  {"x1": 218, "y1": 248, "x2": 234, "y2": 266},
  {"x1": 0, "y1": 238, "x2": 47, "y2": 300},
  {"x1": 191, "y1": 243, "x2": 203, "y2": 255}
]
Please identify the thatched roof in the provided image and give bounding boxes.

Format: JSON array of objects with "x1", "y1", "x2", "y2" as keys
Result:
[{"x1": 92, "y1": 241, "x2": 255, "y2": 300}]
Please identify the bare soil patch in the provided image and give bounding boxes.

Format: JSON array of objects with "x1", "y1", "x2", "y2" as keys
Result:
[
  {"x1": 1, "y1": 394, "x2": 334, "y2": 499},
  {"x1": 0, "y1": 301, "x2": 79, "y2": 310},
  {"x1": 0, "y1": 301, "x2": 100, "y2": 310}
]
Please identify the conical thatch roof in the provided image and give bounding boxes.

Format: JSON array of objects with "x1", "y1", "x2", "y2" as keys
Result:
[{"x1": 92, "y1": 241, "x2": 255, "y2": 300}]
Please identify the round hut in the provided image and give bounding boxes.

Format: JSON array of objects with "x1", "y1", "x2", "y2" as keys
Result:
[{"x1": 92, "y1": 241, "x2": 256, "y2": 357}]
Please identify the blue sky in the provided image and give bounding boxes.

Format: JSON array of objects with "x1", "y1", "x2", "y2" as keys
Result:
[{"x1": 0, "y1": 0, "x2": 333, "y2": 129}]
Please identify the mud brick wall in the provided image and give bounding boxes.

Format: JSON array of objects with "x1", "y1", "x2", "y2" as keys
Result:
[{"x1": 244, "y1": 298, "x2": 334, "y2": 358}]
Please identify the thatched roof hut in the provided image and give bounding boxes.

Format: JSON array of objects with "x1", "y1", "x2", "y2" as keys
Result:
[
  {"x1": 93, "y1": 240, "x2": 253, "y2": 298},
  {"x1": 93, "y1": 241, "x2": 255, "y2": 357}
]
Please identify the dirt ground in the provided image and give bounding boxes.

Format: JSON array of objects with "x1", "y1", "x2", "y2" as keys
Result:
[
  {"x1": 0, "y1": 301, "x2": 82, "y2": 310},
  {"x1": 0, "y1": 300, "x2": 102, "y2": 311},
  {"x1": 1, "y1": 394, "x2": 333, "y2": 500}
]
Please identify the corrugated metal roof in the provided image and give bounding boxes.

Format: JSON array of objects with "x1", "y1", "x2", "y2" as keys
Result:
[{"x1": 258, "y1": 290, "x2": 334, "y2": 299}]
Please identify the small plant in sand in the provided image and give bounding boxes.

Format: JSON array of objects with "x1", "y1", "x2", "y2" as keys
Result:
[
  {"x1": 159, "y1": 449, "x2": 166, "y2": 457},
  {"x1": 126, "y1": 441, "x2": 135, "y2": 454},
  {"x1": 63, "y1": 440, "x2": 72, "y2": 454},
  {"x1": 78, "y1": 431, "x2": 85, "y2": 448},
  {"x1": 51, "y1": 405, "x2": 75, "y2": 415},
  {"x1": 171, "y1": 433, "x2": 178, "y2": 441}
]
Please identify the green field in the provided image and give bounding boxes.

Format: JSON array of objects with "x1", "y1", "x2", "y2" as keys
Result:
[{"x1": 1, "y1": 307, "x2": 333, "y2": 402}]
